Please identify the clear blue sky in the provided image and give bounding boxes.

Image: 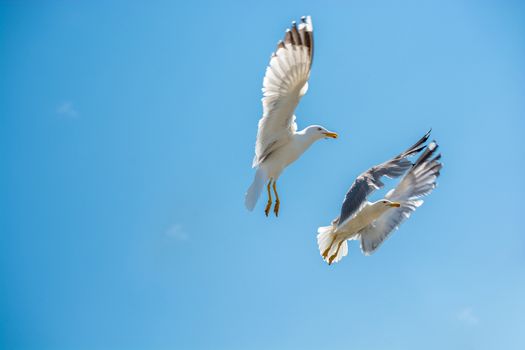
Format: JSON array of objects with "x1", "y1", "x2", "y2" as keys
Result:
[{"x1": 1, "y1": 1, "x2": 524, "y2": 349}]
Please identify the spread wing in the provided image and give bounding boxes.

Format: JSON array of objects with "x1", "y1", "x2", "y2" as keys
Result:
[
  {"x1": 359, "y1": 141, "x2": 442, "y2": 254},
  {"x1": 252, "y1": 16, "x2": 314, "y2": 167},
  {"x1": 336, "y1": 130, "x2": 432, "y2": 227}
]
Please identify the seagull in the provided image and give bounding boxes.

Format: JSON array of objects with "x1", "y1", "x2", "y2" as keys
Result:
[
  {"x1": 245, "y1": 16, "x2": 338, "y2": 217},
  {"x1": 317, "y1": 130, "x2": 442, "y2": 265}
]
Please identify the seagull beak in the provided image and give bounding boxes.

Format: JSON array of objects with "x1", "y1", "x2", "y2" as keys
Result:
[
  {"x1": 323, "y1": 132, "x2": 338, "y2": 139},
  {"x1": 388, "y1": 202, "x2": 401, "y2": 208}
]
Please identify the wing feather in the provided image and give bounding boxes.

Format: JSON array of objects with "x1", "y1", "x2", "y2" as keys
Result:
[{"x1": 253, "y1": 16, "x2": 314, "y2": 167}]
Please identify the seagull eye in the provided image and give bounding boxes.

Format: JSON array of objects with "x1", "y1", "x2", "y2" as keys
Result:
[{"x1": 317, "y1": 127, "x2": 322, "y2": 131}]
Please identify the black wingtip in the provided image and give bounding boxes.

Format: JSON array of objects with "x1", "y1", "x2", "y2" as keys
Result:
[
  {"x1": 399, "y1": 130, "x2": 432, "y2": 159},
  {"x1": 301, "y1": 16, "x2": 307, "y2": 23},
  {"x1": 423, "y1": 129, "x2": 431, "y2": 141},
  {"x1": 413, "y1": 140, "x2": 440, "y2": 168},
  {"x1": 423, "y1": 128, "x2": 432, "y2": 140}
]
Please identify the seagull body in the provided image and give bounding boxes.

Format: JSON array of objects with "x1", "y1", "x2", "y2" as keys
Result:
[
  {"x1": 258, "y1": 126, "x2": 330, "y2": 178},
  {"x1": 245, "y1": 16, "x2": 338, "y2": 217},
  {"x1": 317, "y1": 131, "x2": 442, "y2": 265}
]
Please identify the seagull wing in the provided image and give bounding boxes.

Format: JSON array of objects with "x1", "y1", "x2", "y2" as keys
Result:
[
  {"x1": 359, "y1": 141, "x2": 442, "y2": 254},
  {"x1": 253, "y1": 16, "x2": 314, "y2": 167},
  {"x1": 337, "y1": 130, "x2": 431, "y2": 227}
]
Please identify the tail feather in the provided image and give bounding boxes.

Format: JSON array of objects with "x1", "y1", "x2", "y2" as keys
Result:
[
  {"x1": 317, "y1": 226, "x2": 349, "y2": 265},
  {"x1": 245, "y1": 168, "x2": 267, "y2": 211}
]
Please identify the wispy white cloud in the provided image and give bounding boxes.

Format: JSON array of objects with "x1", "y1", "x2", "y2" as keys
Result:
[
  {"x1": 165, "y1": 224, "x2": 188, "y2": 241},
  {"x1": 457, "y1": 307, "x2": 479, "y2": 326},
  {"x1": 56, "y1": 101, "x2": 79, "y2": 119}
]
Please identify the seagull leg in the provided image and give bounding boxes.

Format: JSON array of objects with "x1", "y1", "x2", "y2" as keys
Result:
[
  {"x1": 322, "y1": 236, "x2": 337, "y2": 260},
  {"x1": 273, "y1": 181, "x2": 280, "y2": 217},
  {"x1": 328, "y1": 240, "x2": 345, "y2": 265},
  {"x1": 264, "y1": 179, "x2": 273, "y2": 217}
]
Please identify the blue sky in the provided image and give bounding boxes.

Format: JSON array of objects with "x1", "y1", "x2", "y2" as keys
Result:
[{"x1": 1, "y1": 1, "x2": 524, "y2": 349}]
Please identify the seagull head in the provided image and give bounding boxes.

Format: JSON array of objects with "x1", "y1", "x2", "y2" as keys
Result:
[
  {"x1": 375, "y1": 199, "x2": 401, "y2": 209},
  {"x1": 304, "y1": 125, "x2": 338, "y2": 140}
]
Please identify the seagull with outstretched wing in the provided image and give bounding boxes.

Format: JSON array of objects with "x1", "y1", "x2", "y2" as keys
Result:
[
  {"x1": 317, "y1": 130, "x2": 442, "y2": 264},
  {"x1": 245, "y1": 16, "x2": 338, "y2": 217}
]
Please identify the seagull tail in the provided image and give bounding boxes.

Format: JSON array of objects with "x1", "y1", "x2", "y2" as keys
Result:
[
  {"x1": 317, "y1": 226, "x2": 348, "y2": 265},
  {"x1": 245, "y1": 168, "x2": 267, "y2": 211}
]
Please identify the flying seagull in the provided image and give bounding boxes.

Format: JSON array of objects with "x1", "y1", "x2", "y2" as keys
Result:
[
  {"x1": 245, "y1": 16, "x2": 338, "y2": 217},
  {"x1": 317, "y1": 131, "x2": 442, "y2": 265}
]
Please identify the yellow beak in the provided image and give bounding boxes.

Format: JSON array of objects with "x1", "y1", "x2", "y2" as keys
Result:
[
  {"x1": 388, "y1": 202, "x2": 401, "y2": 208},
  {"x1": 323, "y1": 132, "x2": 338, "y2": 139}
]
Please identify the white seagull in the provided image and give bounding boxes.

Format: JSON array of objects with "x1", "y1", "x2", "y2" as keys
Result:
[
  {"x1": 245, "y1": 16, "x2": 338, "y2": 217},
  {"x1": 317, "y1": 131, "x2": 442, "y2": 264}
]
